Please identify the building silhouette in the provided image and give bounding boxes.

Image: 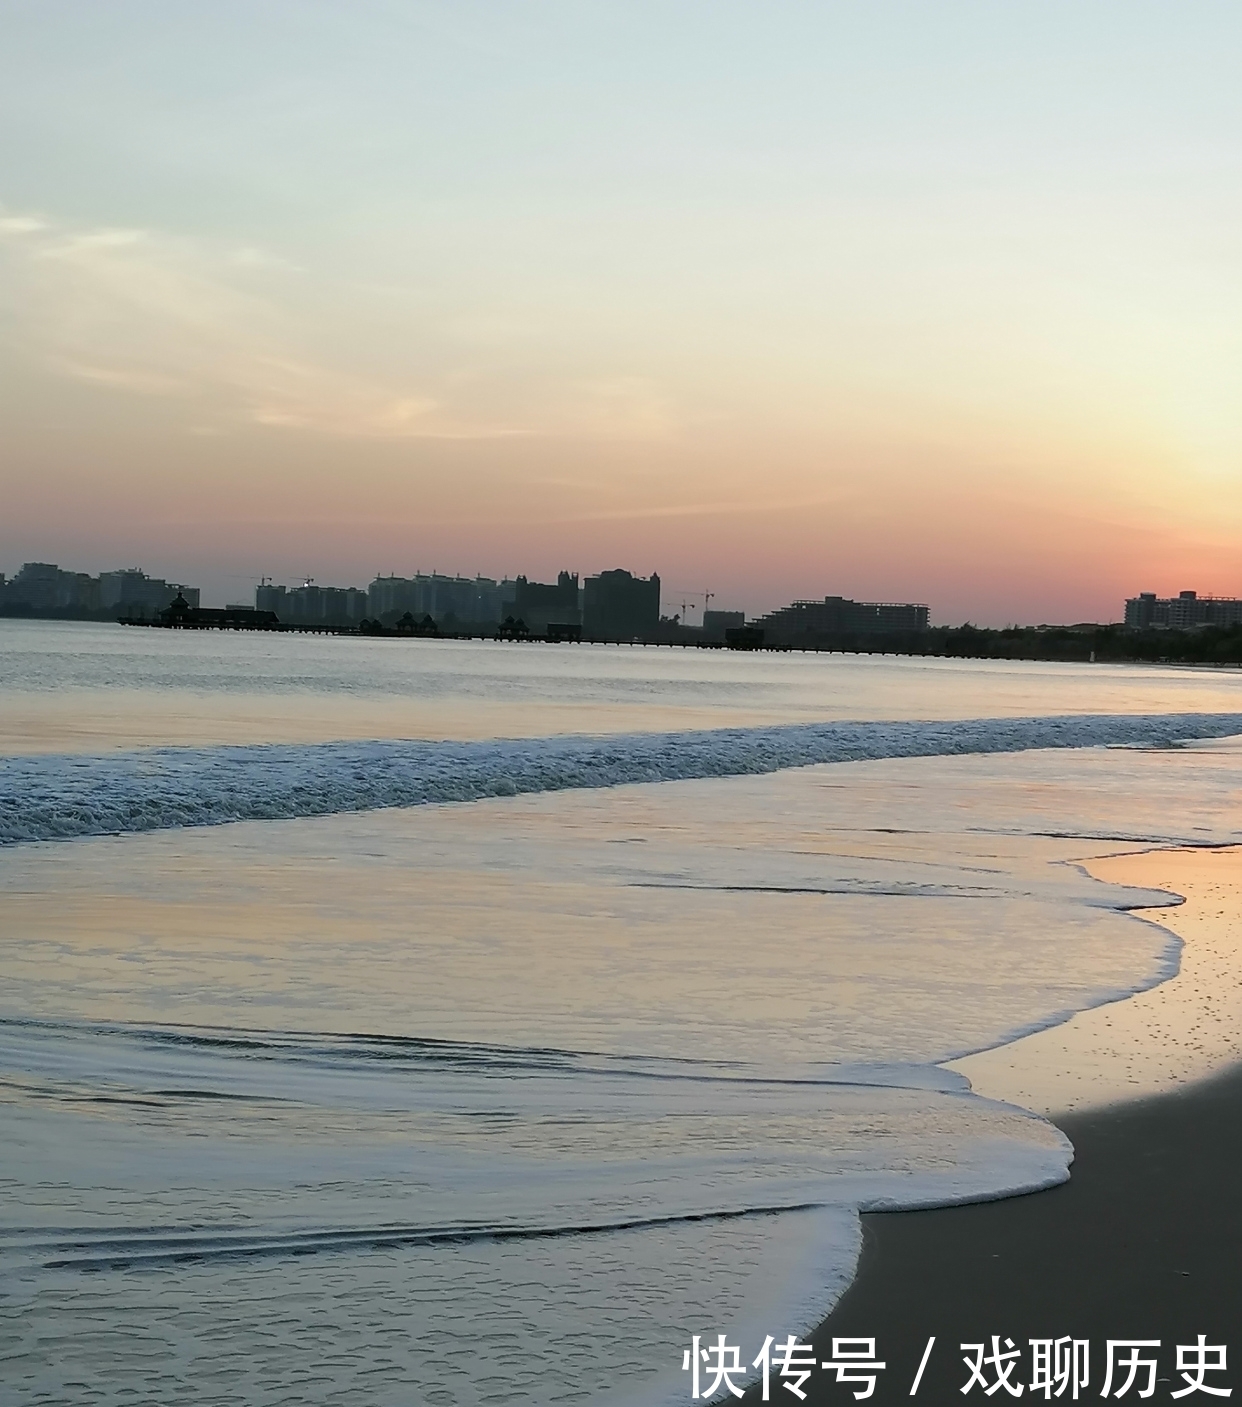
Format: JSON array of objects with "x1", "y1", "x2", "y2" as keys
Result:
[
  {"x1": 159, "y1": 593, "x2": 278, "y2": 629},
  {"x1": 2, "y1": 562, "x2": 99, "y2": 612},
  {"x1": 99, "y1": 569, "x2": 199, "y2": 615},
  {"x1": 583, "y1": 569, "x2": 660, "y2": 640},
  {"x1": 1, "y1": 563, "x2": 197, "y2": 617},
  {"x1": 509, "y1": 572, "x2": 581, "y2": 636},
  {"x1": 755, "y1": 594, "x2": 929, "y2": 644},
  {"x1": 1125, "y1": 590, "x2": 1242, "y2": 629},
  {"x1": 366, "y1": 573, "x2": 510, "y2": 627},
  {"x1": 257, "y1": 581, "x2": 368, "y2": 626},
  {"x1": 701, "y1": 609, "x2": 745, "y2": 643}
]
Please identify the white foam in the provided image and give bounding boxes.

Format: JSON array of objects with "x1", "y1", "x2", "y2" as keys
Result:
[
  {"x1": 1, "y1": 1016, "x2": 1071, "y2": 1407},
  {"x1": 3, "y1": 711, "x2": 1241, "y2": 845},
  {"x1": 5, "y1": 735, "x2": 1242, "y2": 1406}
]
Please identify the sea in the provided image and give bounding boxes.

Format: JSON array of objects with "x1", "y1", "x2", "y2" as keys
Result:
[{"x1": 2, "y1": 620, "x2": 1241, "y2": 1406}]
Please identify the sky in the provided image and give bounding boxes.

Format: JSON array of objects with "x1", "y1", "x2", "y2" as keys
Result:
[{"x1": 1, "y1": 2, "x2": 1240, "y2": 624}]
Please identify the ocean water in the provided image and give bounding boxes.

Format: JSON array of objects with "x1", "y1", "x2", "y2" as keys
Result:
[{"x1": 2, "y1": 621, "x2": 1241, "y2": 1405}]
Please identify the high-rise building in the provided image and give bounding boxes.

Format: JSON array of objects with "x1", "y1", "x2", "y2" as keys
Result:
[
  {"x1": 1, "y1": 564, "x2": 196, "y2": 616},
  {"x1": 255, "y1": 582, "x2": 286, "y2": 616},
  {"x1": 507, "y1": 571, "x2": 581, "y2": 635},
  {"x1": 367, "y1": 573, "x2": 509, "y2": 625},
  {"x1": 582, "y1": 569, "x2": 660, "y2": 640},
  {"x1": 98, "y1": 568, "x2": 196, "y2": 614},
  {"x1": 754, "y1": 595, "x2": 929, "y2": 643},
  {"x1": 1124, "y1": 590, "x2": 1242, "y2": 629},
  {"x1": 3, "y1": 562, "x2": 100, "y2": 612},
  {"x1": 701, "y1": 609, "x2": 745, "y2": 643},
  {"x1": 258, "y1": 581, "x2": 367, "y2": 625}
]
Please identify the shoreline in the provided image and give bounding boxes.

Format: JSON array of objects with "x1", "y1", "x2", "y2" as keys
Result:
[
  {"x1": 751, "y1": 846, "x2": 1242, "y2": 1403},
  {"x1": 768, "y1": 1059, "x2": 1242, "y2": 1404},
  {"x1": 7, "y1": 612, "x2": 1242, "y2": 668},
  {"x1": 951, "y1": 845, "x2": 1242, "y2": 1115}
]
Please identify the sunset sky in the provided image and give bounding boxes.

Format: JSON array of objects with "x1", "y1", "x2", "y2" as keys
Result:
[{"x1": 2, "y1": 2, "x2": 1240, "y2": 624}]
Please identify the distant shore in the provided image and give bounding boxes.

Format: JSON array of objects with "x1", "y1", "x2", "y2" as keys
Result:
[
  {"x1": 752, "y1": 846, "x2": 1242, "y2": 1404},
  {"x1": 4, "y1": 610, "x2": 1242, "y2": 664}
]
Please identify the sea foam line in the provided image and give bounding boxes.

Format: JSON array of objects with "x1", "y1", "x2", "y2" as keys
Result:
[{"x1": 2, "y1": 712, "x2": 1240, "y2": 846}]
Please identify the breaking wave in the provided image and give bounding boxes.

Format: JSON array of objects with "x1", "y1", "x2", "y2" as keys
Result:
[{"x1": 3, "y1": 711, "x2": 1241, "y2": 845}]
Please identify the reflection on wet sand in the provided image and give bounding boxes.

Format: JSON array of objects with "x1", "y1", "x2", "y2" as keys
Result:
[{"x1": 950, "y1": 846, "x2": 1242, "y2": 1114}]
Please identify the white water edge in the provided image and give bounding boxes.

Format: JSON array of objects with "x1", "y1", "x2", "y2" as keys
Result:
[
  {"x1": 4, "y1": 710, "x2": 1242, "y2": 845},
  {"x1": 4, "y1": 737, "x2": 1242, "y2": 1406},
  {"x1": 951, "y1": 843, "x2": 1242, "y2": 1117},
  {"x1": 4, "y1": 639, "x2": 1242, "y2": 1405}
]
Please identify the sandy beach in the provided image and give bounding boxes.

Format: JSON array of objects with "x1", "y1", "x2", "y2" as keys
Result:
[
  {"x1": 766, "y1": 846, "x2": 1242, "y2": 1404},
  {"x1": 7, "y1": 8, "x2": 1242, "y2": 1402},
  {"x1": 6, "y1": 635, "x2": 1240, "y2": 1405}
]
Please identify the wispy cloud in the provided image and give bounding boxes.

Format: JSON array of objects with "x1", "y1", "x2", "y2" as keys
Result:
[
  {"x1": 0, "y1": 210, "x2": 454, "y2": 437},
  {"x1": 518, "y1": 490, "x2": 842, "y2": 527},
  {"x1": 0, "y1": 215, "x2": 50, "y2": 235},
  {"x1": 0, "y1": 208, "x2": 674, "y2": 442}
]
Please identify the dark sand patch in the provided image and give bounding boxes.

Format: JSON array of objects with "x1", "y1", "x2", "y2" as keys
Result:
[
  {"x1": 742, "y1": 1053, "x2": 1242, "y2": 1404},
  {"x1": 742, "y1": 845, "x2": 1242, "y2": 1404}
]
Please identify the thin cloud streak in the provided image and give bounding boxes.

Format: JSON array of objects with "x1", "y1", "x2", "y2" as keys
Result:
[
  {"x1": 0, "y1": 209, "x2": 676, "y2": 443},
  {"x1": 523, "y1": 493, "x2": 843, "y2": 527}
]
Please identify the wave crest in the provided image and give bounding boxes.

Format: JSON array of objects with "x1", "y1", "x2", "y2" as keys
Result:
[{"x1": 3, "y1": 712, "x2": 1240, "y2": 845}]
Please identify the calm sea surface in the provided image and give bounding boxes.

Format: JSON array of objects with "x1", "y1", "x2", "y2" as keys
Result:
[{"x1": 2, "y1": 621, "x2": 1241, "y2": 1405}]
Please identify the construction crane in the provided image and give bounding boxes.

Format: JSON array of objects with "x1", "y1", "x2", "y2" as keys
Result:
[{"x1": 667, "y1": 587, "x2": 715, "y2": 617}]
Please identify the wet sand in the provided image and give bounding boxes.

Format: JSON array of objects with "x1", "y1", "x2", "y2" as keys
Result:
[
  {"x1": 773, "y1": 1062, "x2": 1242, "y2": 1404},
  {"x1": 951, "y1": 846, "x2": 1242, "y2": 1114},
  {"x1": 748, "y1": 847, "x2": 1242, "y2": 1404}
]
